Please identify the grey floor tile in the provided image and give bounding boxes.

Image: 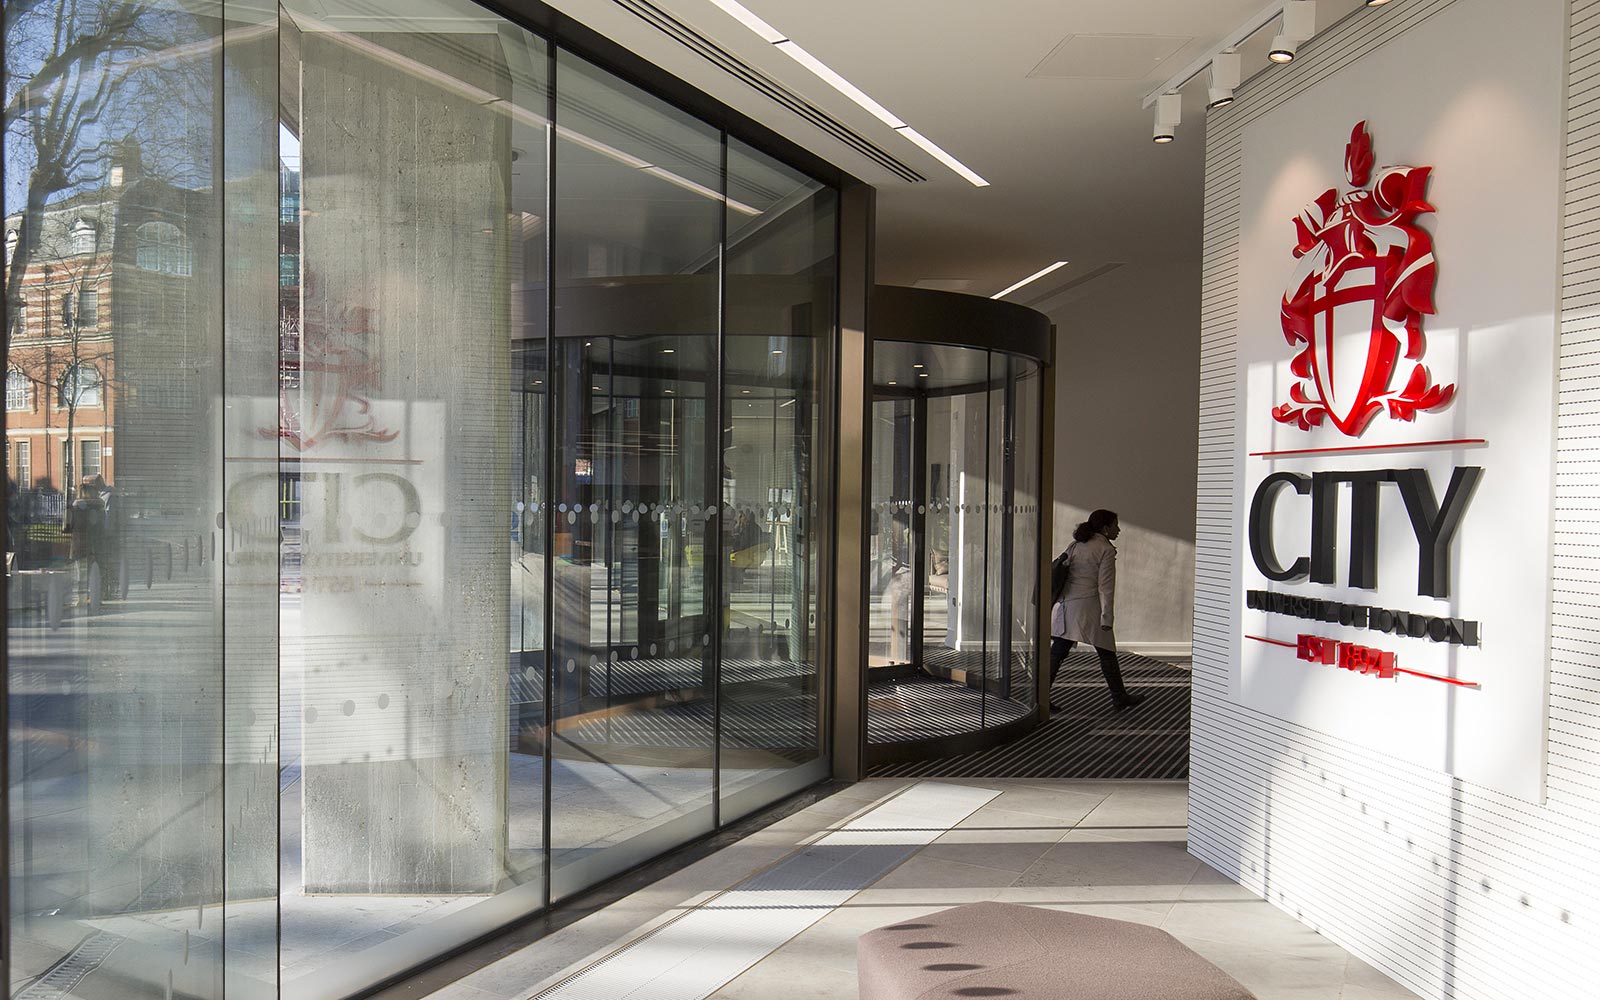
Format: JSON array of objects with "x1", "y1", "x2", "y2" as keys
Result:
[
  {"x1": 1014, "y1": 836, "x2": 1201, "y2": 888},
  {"x1": 413, "y1": 778, "x2": 1421, "y2": 1000}
]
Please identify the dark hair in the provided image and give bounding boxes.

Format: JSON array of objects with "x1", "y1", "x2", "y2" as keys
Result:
[{"x1": 1072, "y1": 508, "x2": 1118, "y2": 543}]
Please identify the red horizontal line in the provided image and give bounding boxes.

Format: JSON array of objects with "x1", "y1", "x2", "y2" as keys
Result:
[
  {"x1": 1394, "y1": 667, "x2": 1481, "y2": 689},
  {"x1": 1249, "y1": 438, "x2": 1486, "y2": 458},
  {"x1": 1247, "y1": 635, "x2": 1481, "y2": 689},
  {"x1": 1246, "y1": 634, "x2": 1298, "y2": 649}
]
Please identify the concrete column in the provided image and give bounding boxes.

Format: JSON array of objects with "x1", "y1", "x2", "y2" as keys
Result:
[{"x1": 295, "y1": 29, "x2": 512, "y2": 894}]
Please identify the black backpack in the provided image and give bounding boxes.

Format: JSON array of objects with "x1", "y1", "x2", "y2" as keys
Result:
[{"x1": 1050, "y1": 546, "x2": 1073, "y2": 606}]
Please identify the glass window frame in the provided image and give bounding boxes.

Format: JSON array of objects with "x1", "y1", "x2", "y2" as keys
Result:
[{"x1": 6, "y1": 369, "x2": 29, "y2": 411}]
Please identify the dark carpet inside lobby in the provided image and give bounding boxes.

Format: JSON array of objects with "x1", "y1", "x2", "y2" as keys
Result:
[{"x1": 869, "y1": 649, "x2": 1191, "y2": 780}]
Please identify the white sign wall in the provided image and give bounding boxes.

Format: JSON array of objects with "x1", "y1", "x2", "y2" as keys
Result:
[{"x1": 1231, "y1": 0, "x2": 1563, "y2": 802}]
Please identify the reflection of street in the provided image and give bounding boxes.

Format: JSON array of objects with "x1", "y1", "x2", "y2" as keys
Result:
[
  {"x1": 6, "y1": 566, "x2": 237, "y2": 999},
  {"x1": 8, "y1": 540, "x2": 817, "y2": 996}
]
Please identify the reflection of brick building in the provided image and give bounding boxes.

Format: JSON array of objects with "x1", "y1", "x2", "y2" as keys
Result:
[
  {"x1": 5, "y1": 150, "x2": 207, "y2": 512},
  {"x1": 6, "y1": 188, "x2": 119, "y2": 498}
]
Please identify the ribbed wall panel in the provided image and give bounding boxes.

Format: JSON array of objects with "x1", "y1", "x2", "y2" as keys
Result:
[{"x1": 1189, "y1": 2, "x2": 1600, "y2": 998}]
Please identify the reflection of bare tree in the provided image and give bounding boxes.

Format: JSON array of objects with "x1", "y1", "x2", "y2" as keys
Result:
[{"x1": 4, "y1": 0, "x2": 204, "y2": 358}]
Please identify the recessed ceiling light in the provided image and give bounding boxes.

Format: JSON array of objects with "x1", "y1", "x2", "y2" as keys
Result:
[
  {"x1": 992, "y1": 260, "x2": 1069, "y2": 300},
  {"x1": 662, "y1": 348, "x2": 675, "y2": 354},
  {"x1": 888, "y1": 380, "x2": 897, "y2": 385},
  {"x1": 742, "y1": 389, "x2": 752, "y2": 394},
  {"x1": 918, "y1": 373, "x2": 930, "y2": 378},
  {"x1": 913, "y1": 363, "x2": 925, "y2": 369},
  {"x1": 706, "y1": 0, "x2": 786, "y2": 43},
  {"x1": 771, "y1": 349, "x2": 784, "y2": 355},
  {"x1": 893, "y1": 126, "x2": 990, "y2": 187},
  {"x1": 709, "y1": 0, "x2": 988, "y2": 187}
]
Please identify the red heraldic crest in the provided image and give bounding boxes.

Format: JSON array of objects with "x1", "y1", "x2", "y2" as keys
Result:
[{"x1": 1272, "y1": 121, "x2": 1453, "y2": 436}]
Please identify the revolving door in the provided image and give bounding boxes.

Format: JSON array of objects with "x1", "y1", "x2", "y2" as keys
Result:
[{"x1": 864, "y1": 287, "x2": 1054, "y2": 761}]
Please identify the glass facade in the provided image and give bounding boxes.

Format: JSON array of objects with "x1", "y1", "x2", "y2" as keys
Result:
[
  {"x1": 867, "y1": 342, "x2": 1042, "y2": 746},
  {"x1": 4, "y1": 2, "x2": 837, "y2": 997}
]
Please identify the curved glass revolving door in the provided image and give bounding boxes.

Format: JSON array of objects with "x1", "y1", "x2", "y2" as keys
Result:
[{"x1": 867, "y1": 340, "x2": 1044, "y2": 751}]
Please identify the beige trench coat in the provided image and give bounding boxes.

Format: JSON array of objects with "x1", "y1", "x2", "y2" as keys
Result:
[{"x1": 1050, "y1": 533, "x2": 1117, "y2": 649}]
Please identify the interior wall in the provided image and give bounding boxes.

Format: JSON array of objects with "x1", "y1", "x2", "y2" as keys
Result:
[
  {"x1": 1041, "y1": 260, "x2": 1200, "y2": 655},
  {"x1": 1191, "y1": 2, "x2": 1600, "y2": 999}
]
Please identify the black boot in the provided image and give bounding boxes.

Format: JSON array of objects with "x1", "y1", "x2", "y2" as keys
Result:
[
  {"x1": 1095, "y1": 647, "x2": 1143, "y2": 709},
  {"x1": 1048, "y1": 637, "x2": 1073, "y2": 687}
]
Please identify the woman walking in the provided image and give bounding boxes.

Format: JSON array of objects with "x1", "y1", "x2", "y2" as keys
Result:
[{"x1": 1049, "y1": 509, "x2": 1144, "y2": 710}]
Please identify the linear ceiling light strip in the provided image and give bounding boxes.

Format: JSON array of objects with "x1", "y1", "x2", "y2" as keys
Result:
[
  {"x1": 612, "y1": 0, "x2": 926, "y2": 182},
  {"x1": 992, "y1": 261, "x2": 1069, "y2": 300},
  {"x1": 705, "y1": 0, "x2": 989, "y2": 187}
]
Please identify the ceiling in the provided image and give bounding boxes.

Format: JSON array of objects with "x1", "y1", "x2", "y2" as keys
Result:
[{"x1": 545, "y1": 0, "x2": 1371, "y2": 306}]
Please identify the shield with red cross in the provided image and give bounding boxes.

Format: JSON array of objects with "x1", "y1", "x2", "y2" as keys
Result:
[{"x1": 1272, "y1": 121, "x2": 1452, "y2": 437}]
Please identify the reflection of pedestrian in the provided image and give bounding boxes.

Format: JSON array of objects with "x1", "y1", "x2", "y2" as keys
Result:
[
  {"x1": 91, "y1": 475, "x2": 126, "y2": 599},
  {"x1": 64, "y1": 477, "x2": 108, "y2": 607},
  {"x1": 883, "y1": 562, "x2": 913, "y2": 662},
  {"x1": 1049, "y1": 509, "x2": 1143, "y2": 710},
  {"x1": 728, "y1": 508, "x2": 765, "y2": 589}
]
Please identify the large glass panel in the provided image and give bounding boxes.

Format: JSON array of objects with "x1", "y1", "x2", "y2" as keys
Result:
[
  {"x1": 548, "y1": 49, "x2": 721, "y2": 897},
  {"x1": 982, "y1": 352, "x2": 1006, "y2": 727},
  {"x1": 868, "y1": 396, "x2": 914, "y2": 670},
  {"x1": 924, "y1": 392, "x2": 953, "y2": 661},
  {"x1": 719, "y1": 141, "x2": 834, "y2": 816},
  {"x1": 5, "y1": 2, "x2": 248, "y2": 996},
  {"x1": 1009, "y1": 358, "x2": 1043, "y2": 711},
  {"x1": 984, "y1": 354, "x2": 1032, "y2": 727},
  {"x1": 277, "y1": 5, "x2": 548, "y2": 995},
  {"x1": 928, "y1": 347, "x2": 991, "y2": 692}
]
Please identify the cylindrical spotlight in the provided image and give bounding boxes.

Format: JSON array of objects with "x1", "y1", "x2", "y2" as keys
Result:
[
  {"x1": 1208, "y1": 51, "x2": 1241, "y2": 109},
  {"x1": 1272, "y1": 0, "x2": 1316, "y2": 64},
  {"x1": 1153, "y1": 93, "x2": 1181, "y2": 143}
]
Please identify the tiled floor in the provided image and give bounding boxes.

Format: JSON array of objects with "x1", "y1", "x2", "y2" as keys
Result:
[{"x1": 423, "y1": 779, "x2": 1423, "y2": 1000}]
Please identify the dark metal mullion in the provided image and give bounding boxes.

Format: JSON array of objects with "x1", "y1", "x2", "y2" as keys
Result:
[
  {"x1": 604, "y1": 339, "x2": 616, "y2": 742},
  {"x1": 998, "y1": 357, "x2": 1017, "y2": 703},
  {"x1": 1036, "y1": 352, "x2": 1051, "y2": 715},
  {"x1": 540, "y1": 43, "x2": 557, "y2": 914},
  {"x1": 709, "y1": 129, "x2": 728, "y2": 829},
  {"x1": 909, "y1": 393, "x2": 928, "y2": 674},
  {"x1": 979, "y1": 353, "x2": 993, "y2": 729},
  {"x1": 769, "y1": 376, "x2": 779, "y2": 634},
  {"x1": 822, "y1": 191, "x2": 843, "y2": 770}
]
